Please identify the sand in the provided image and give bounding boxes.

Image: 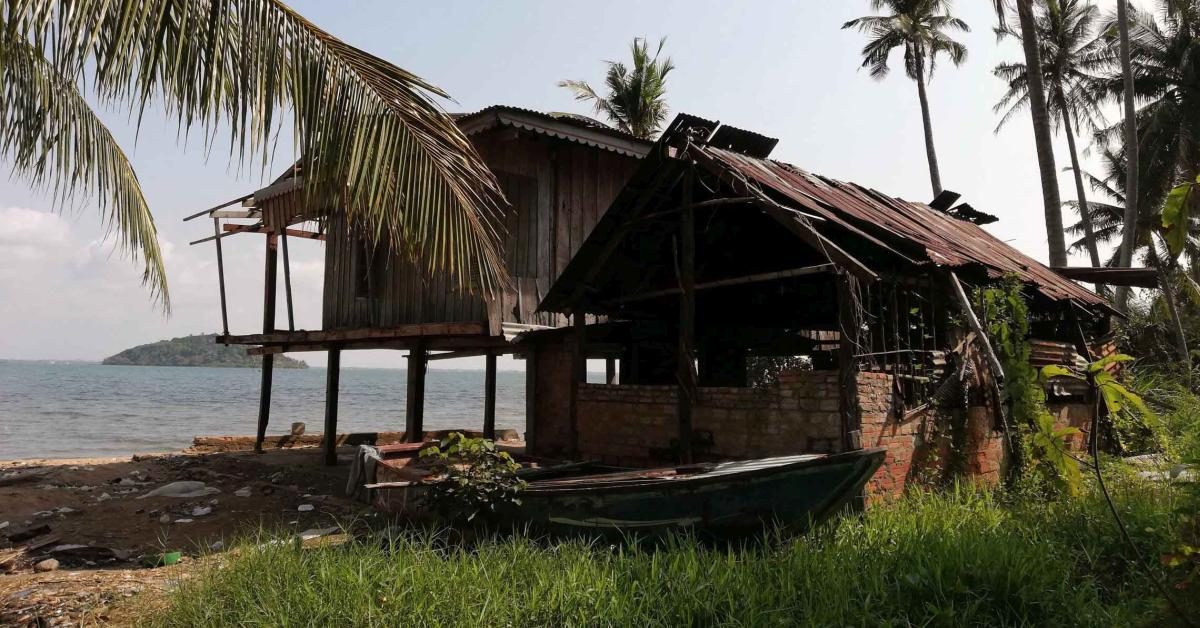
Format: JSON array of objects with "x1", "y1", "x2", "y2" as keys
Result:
[{"x1": 0, "y1": 446, "x2": 370, "y2": 626}]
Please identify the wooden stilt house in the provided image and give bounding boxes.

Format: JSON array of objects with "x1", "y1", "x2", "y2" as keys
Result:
[{"x1": 186, "y1": 106, "x2": 650, "y2": 464}]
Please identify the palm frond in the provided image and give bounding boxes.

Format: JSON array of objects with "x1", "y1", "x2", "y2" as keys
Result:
[
  {"x1": 0, "y1": 29, "x2": 168, "y2": 310},
  {"x1": 559, "y1": 36, "x2": 672, "y2": 139},
  {"x1": 843, "y1": 2, "x2": 968, "y2": 83},
  {"x1": 7, "y1": 0, "x2": 510, "y2": 297}
]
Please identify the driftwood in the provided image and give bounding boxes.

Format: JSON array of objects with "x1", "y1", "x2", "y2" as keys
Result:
[{"x1": 0, "y1": 468, "x2": 49, "y2": 487}]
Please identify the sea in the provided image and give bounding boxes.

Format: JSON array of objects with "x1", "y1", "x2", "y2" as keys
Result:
[{"x1": 0, "y1": 361, "x2": 534, "y2": 461}]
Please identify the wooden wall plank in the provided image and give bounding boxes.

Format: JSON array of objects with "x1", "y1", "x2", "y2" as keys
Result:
[{"x1": 321, "y1": 128, "x2": 639, "y2": 332}]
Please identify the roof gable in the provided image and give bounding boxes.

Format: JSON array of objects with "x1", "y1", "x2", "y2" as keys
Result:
[{"x1": 454, "y1": 105, "x2": 651, "y2": 158}]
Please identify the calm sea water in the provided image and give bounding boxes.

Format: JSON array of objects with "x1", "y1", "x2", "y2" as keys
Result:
[{"x1": 0, "y1": 361, "x2": 529, "y2": 460}]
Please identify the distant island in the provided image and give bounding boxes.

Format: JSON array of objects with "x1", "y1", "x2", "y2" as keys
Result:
[{"x1": 102, "y1": 334, "x2": 308, "y2": 369}]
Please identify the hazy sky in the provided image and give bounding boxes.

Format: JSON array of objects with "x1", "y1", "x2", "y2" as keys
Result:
[{"x1": 0, "y1": 0, "x2": 1141, "y2": 369}]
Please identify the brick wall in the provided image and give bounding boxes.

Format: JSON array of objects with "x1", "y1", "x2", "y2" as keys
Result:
[
  {"x1": 576, "y1": 370, "x2": 846, "y2": 467},
  {"x1": 528, "y1": 339, "x2": 573, "y2": 456},
  {"x1": 547, "y1": 366, "x2": 1093, "y2": 500},
  {"x1": 1048, "y1": 402, "x2": 1093, "y2": 451}
]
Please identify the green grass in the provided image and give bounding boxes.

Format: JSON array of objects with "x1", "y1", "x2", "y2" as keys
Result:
[
  {"x1": 155, "y1": 475, "x2": 1196, "y2": 627},
  {"x1": 1134, "y1": 370, "x2": 1200, "y2": 463}
]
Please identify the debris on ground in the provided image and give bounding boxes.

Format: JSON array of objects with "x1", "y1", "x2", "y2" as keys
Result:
[
  {"x1": 0, "y1": 468, "x2": 50, "y2": 487},
  {"x1": 137, "y1": 481, "x2": 220, "y2": 500},
  {"x1": 0, "y1": 563, "x2": 174, "y2": 626},
  {"x1": 296, "y1": 527, "x2": 340, "y2": 542}
]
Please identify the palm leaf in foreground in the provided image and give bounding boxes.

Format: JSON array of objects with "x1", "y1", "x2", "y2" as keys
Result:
[
  {"x1": 0, "y1": 31, "x2": 168, "y2": 308},
  {"x1": 7, "y1": 0, "x2": 509, "y2": 298}
]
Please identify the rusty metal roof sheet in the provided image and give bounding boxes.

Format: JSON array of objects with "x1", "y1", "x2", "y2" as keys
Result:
[{"x1": 703, "y1": 146, "x2": 1108, "y2": 308}]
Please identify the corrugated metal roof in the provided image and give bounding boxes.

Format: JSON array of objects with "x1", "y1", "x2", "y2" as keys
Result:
[
  {"x1": 453, "y1": 105, "x2": 651, "y2": 157},
  {"x1": 539, "y1": 113, "x2": 1111, "y2": 313},
  {"x1": 701, "y1": 146, "x2": 1108, "y2": 308}
]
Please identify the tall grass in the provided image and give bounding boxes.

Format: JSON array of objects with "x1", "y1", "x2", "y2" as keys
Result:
[
  {"x1": 1134, "y1": 370, "x2": 1200, "y2": 463},
  {"x1": 156, "y1": 477, "x2": 1191, "y2": 627}
]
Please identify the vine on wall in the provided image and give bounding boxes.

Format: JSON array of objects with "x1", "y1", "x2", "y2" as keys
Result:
[{"x1": 975, "y1": 275, "x2": 1082, "y2": 494}]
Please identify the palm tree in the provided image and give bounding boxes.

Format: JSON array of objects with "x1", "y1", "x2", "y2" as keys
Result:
[
  {"x1": 1067, "y1": 145, "x2": 1195, "y2": 360},
  {"x1": 1066, "y1": 147, "x2": 1188, "y2": 268},
  {"x1": 843, "y1": 0, "x2": 969, "y2": 197},
  {"x1": 1113, "y1": 0, "x2": 1141, "y2": 311},
  {"x1": 1, "y1": 1, "x2": 509, "y2": 310},
  {"x1": 559, "y1": 38, "x2": 675, "y2": 140},
  {"x1": 994, "y1": 0, "x2": 1107, "y2": 269},
  {"x1": 991, "y1": 0, "x2": 1070, "y2": 267},
  {"x1": 1092, "y1": 0, "x2": 1200, "y2": 305}
]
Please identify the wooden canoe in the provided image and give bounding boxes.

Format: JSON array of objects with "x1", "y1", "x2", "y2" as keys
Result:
[{"x1": 504, "y1": 448, "x2": 886, "y2": 536}]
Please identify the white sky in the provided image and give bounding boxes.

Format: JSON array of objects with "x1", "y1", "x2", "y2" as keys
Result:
[{"x1": 0, "y1": 0, "x2": 1144, "y2": 369}]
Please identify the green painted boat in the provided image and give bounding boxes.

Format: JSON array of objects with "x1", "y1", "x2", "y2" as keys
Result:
[
  {"x1": 359, "y1": 445, "x2": 885, "y2": 536},
  {"x1": 505, "y1": 448, "x2": 886, "y2": 536}
]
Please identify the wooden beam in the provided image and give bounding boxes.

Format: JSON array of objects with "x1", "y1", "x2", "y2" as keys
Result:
[
  {"x1": 264, "y1": 234, "x2": 278, "y2": 332},
  {"x1": 221, "y1": 322, "x2": 487, "y2": 346},
  {"x1": 483, "y1": 350, "x2": 497, "y2": 441},
  {"x1": 405, "y1": 343, "x2": 427, "y2": 443},
  {"x1": 837, "y1": 273, "x2": 863, "y2": 451},
  {"x1": 753, "y1": 198, "x2": 878, "y2": 282},
  {"x1": 281, "y1": 232, "x2": 295, "y2": 332},
  {"x1": 609, "y1": 263, "x2": 835, "y2": 305},
  {"x1": 1051, "y1": 266, "x2": 1158, "y2": 288},
  {"x1": 681, "y1": 143, "x2": 879, "y2": 282},
  {"x1": 225, "y1": 223, "x2": 326, "y2": 240},
  {"x1": 569, "y1": 314, "x2": 585, "y2": 457},
  {"x1": 255, "y1": 233, "x2": 279, "y2": 454},
  {"x1": 245, "y1": 334, "x2": 508, "y2": 356},
  {"x1": 427, "y1": 348, "x2": 496, "y2": 362},
  {"x1": 525, "y1": 349, "x2": 538, "y2": 452},
  {"x1": 634, "y1": 196, "x2": 759, "y2": 222},
  {"x1": 323, "y1": 349, "x2": 341, "y2": 466},
  {"x1": 948, "y1": 272, "x2": 1004, "y2": 382},
  {"x1": 189, "y1": 224, "x2": 325, "y2": 246},
  {"x1": 213, "y1": 217, "x2": 230, "y2": 336},
  {"x1": 677, "y1": 167, "x2": 697, "y2": 465}
]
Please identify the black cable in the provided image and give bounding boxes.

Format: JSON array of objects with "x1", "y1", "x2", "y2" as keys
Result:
[{"x1": 1089, "y1": 398, "x2": 1195, "y2": 627}]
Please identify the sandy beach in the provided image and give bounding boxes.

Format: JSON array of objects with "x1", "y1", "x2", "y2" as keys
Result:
[{"x1": 0, "y1": 444, "x2": 368, "y2": 625}]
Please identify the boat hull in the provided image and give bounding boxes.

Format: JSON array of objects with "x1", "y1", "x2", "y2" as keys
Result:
[{"x1": 505, "y1": 448, "x2": 886, "y2": 537}]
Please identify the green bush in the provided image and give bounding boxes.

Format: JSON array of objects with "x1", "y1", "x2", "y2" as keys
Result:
[{"x1": 416, "y1": 432, "x2": 526, "y2": 524}]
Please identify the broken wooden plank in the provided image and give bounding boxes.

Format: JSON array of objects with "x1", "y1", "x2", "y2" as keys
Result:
[{"x1": 948, "y1": 272, "x2": 1004, "y2": 383}]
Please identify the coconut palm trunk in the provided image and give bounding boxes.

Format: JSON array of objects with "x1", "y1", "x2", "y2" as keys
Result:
[
  {"x1": 1015, "y1": 0, "x2": 1068, "y2": 268},
  {"x1": 914, "y1": 53, "x2": 944, "y2": 197},
  {"x1": 1160, "y1": 266, "x2": 1191, "y2": 364},
  {"x1": 1055, "y1": 83, "x2": 1102, "y2": 268},
  {"x1": 1114, "y1": 0, "x2": 1140, "y2": 311}
]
